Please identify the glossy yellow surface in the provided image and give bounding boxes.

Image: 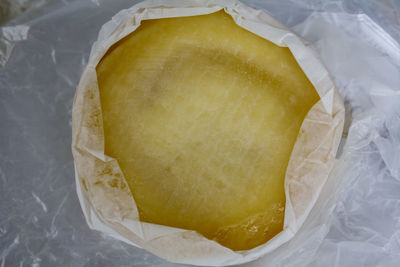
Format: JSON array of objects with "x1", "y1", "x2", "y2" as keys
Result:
[{"x1": 97, "y1": 11, "x2": 319, "y2": 251}]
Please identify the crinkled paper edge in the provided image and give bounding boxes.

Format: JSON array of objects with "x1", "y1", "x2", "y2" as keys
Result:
[{"x1": 71, "y1": 0, "x2": 345, "y2": 266}]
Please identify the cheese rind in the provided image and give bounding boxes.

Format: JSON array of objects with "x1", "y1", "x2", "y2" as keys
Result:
[{"x1": 97, "y1": 11, "x2": 319, "y2": 251}]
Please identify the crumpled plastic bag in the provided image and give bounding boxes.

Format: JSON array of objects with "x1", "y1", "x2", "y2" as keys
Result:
[{"x1": 1, "y1": 0, "x2": 399, "y2": 266}]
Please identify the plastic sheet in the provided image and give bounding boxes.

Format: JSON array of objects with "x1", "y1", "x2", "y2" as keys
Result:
[{"x1": 1, "y1": 0, "x2": 400, "y2": 266}]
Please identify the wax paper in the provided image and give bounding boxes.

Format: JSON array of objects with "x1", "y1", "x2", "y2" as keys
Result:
[
  {"x1": 1, "y1": 0, "x2": 400, "y2": 266},
  {"x1": 71, "y1": 0, "x2": 344, "y2": 265}
]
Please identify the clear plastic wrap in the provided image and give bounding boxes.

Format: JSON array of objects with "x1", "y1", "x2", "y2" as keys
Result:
[{"x1": 1, "y1": 0, "x2": 400, "y2": 266}]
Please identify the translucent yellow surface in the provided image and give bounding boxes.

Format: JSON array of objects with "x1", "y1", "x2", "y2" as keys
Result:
[{"x1": 97, "y1": 11, "x2": 319, "y2": 251}]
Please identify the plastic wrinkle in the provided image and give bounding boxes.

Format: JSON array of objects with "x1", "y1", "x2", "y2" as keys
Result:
[{"x1": 0, "y1": 25, "x2": 29, "y2": 67}]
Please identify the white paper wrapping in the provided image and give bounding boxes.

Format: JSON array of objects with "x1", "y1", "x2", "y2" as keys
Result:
[{"x1": 71, "y1": 0, "x2": 345, "y2": 265}]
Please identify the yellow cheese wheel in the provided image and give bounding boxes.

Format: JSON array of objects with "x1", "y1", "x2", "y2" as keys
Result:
[{"x1": 97, "y1": 11, "x2": 319, "y2": 251}]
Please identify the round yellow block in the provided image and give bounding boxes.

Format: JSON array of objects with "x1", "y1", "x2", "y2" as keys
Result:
[{"x1": 97, "y1": 11, "x2": 319, "y2": 251}]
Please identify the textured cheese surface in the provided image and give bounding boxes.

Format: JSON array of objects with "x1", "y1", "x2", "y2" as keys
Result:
[{"x1": 97, "y1": 11, "x2": 319, "y2": 251}]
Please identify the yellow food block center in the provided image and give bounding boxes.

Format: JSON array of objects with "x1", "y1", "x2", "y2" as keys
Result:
[{"x1": 97, "y1": 11, "x2": 319, "y2": 251}]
